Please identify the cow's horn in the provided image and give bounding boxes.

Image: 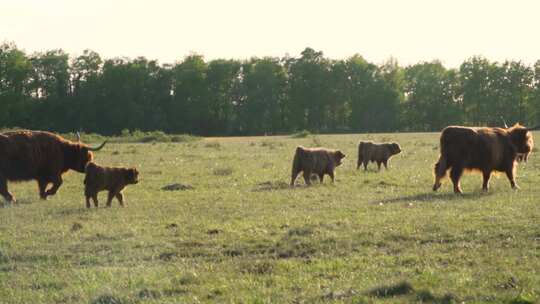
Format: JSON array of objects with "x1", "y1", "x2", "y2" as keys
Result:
[
  {"x1": 500, "y1": 116, "x2": 508, "y2": 128},
  {"x1": 76, "y1": 132, "x2": 81, "y2": 142},
  {"x1": 87, "y1": 140, "x2": 108, "y2": 151}
]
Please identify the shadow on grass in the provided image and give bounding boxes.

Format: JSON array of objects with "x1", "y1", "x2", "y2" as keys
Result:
[
  {"x1": 0, "y1": 199, "x2": 34, "y2": 208},
  {"x1": 222, "y1": 226, "x2": 320, "y2": 260},
  {"x1": 252, "y1": 181, "x2": 291, "y2": 192},
  {"x1": 364, "y1": 282, "x2": 460, "y2": 303},
  {"x1": 90, "y1": 293, "x2": 126, "y2": 304},
  {"x1": 415, "y1": 289, "x2": 460, "y2": 304},
  {"x1": 372, "y1": 191, "x2": 493, "y2": 205},
  {"x1": 366, "y1": 281, "x2": 414, "y2": 298},
  {"x1": 53, "y1": 207, "x2": 94, "y2": 216}
]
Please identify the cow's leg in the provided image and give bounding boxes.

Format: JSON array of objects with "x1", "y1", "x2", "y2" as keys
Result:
[
  {"x1": 376, "y1": 161, "x2": 382, "y2": 171},
  {"x1": 329, "y1": 171, "x2": 335, "y2": 183},
  {"x1": 450, "y1": 166, "x2": 464, "y2": 194},
  {"x1": 482, "y1": 170, "x2": 491, "y2": 192},
  {"x1": 92, "y1": 194, "x2": 99, "y2": 207},
  {"x1": 106, "y1": 191, "x2": 115, "y2": 207},
  {"x1": 505, "y1": 167, "x2": 519, "y2": 190},
  {"x1": 115, "y1": 192, "x2": 125, "y2": 207},
  {"x1": 302, "y1": 170, "x2": 312, "y2": 185},
  {"x1": 0, "y1": 176, "x2": 15, "y2": 203},
  {"x1": 318, "y1": 174, "x2": 324, "y2": 183},
  {"x1": 85, "y1": 196, "x2": 92, "y2": 208},
  {"x1": 37, "y1": 179, "x2": 48, "y2": 200},
  {"x1": 290, "y1": 169, "x2": 300, "y2": 186},
  {"x1": 383, "y1": 160, "x2": 388, "y2": 170},
  {"x1": 45, "y1": 175, "x2": 63, "y2": 197}
]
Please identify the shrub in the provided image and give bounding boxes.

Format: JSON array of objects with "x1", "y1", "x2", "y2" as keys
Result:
[
  {"x1": 291, "y1": 130, "x2": 311, "y2": 138},
  {"x1": 213, "y1": 167, "x2": 233, "y2": 176}
]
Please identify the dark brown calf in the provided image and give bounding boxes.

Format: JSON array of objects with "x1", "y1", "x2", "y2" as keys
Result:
[
  {"x1": 357, "y1": 141, "x2": 401, "y2": 171},
  {"x1": 290, "y1": 146, "x2": 345, "y2": 186},
  {"x1": 84, "y1": 162, "x2": 139, "y2": 208}
]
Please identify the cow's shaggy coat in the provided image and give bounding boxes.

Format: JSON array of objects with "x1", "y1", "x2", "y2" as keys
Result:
[
  {"x1": 84, "y1": 162, "x2": 139, "y2": 208},
  {"x1": 0, "y1": 130, "x2": 106, "y2": 202},
  {"x1": 433, "y1": 124, "x2": 534, "y2": 193},
  {"x1": 290, "y1": 146, "x2": 345, "y2": 186},
  {"x1": 357, "y1": 141, "x2": 402, "y2": 171}
]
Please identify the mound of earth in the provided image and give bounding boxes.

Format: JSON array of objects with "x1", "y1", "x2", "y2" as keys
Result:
[{"x1": 161, "y1": 183, "x2": 194, "y2": 191}]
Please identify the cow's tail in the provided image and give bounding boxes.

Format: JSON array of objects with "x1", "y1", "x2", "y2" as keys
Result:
[
  {"x1": 291, "y1": 146, "x2": 304, "y2": 186},
  {"x1": 0, "y1": 134, "x2": 9, "y2": 153},
  {"x1": 357, "y1": 142, "x2": 364, "y2": 169},
  {"x1": 433, "y1": 154, "x2": 448, "y2": 191}
]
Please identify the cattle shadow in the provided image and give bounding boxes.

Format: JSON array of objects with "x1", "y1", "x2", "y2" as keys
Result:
[
  {"x1": 372, "y1": 191, "x2": 492, "y2": 205},
  {"x1": 252, "y1": 181, "x2": 291, "y2": 192},
  {"x1": 356, "y1": 168, "x2": 386, "y2": 173},
  {"x1": 0, "y1": 199, "x2": 34, "y2": 208},
  {"x1": 52, "y1": 207, "x2": 94, "y2": 216}
]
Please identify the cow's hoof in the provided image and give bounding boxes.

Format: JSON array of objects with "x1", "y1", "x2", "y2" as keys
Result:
[{"x1": 432, "y1": 183, "x2": 441, "y2": 191}]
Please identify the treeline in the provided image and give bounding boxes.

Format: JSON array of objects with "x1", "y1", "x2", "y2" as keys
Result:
[{"x1": 1, "y1": 42, "x2": 540, "y2": 135}]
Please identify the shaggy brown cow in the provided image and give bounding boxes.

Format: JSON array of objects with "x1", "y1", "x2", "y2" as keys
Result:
[
  {"x1": 0, "y1": 130, "x2": 107, "y2": 202},
  {"x1": 84, "y1": 162, "x2": 139, "y2": 208},
  {"x1": 433, "y1": 124, "x2": 536, "y2": 193},
  {"x1": 357, "y1": 141, "x2": 402, "y2": 171},
  {"x1": 290, "y1": 146, "x2": 346, "y2": 186}
]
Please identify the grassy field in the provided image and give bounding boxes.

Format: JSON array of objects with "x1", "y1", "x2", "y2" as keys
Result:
[{"x1": 1, "y1": 132, "x2": 539, "y2": 303}]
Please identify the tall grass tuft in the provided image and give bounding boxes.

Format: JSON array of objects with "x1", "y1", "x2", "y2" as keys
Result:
[{"x1": 290, "y1": 130, "x2": 311, "y2": 138}]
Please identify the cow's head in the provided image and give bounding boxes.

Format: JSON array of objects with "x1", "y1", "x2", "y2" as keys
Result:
[
  {"x1": 390, "y1": 143, "x2": 402, "y2": 155},
  {"x1": 71, "y1": 135, "x2": 108, "y2": 173},
  {"x1": 125, "y1": 168, "x2": 139, "y2": 185},
  {"x1": 333, "y1": 150, "x2": 346, "y2": 166},
  {"x1": 509, "y1": 124, "x2": 534, "y2": 160}
]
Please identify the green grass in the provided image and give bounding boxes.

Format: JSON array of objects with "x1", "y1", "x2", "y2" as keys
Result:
[
  {"x1": 291, "y1": 130, "x2": 311, "y2": 138},
  {"x1": 1, "y1": 132, "x2": 539, "y2": 303},
  {"x1": 0, "y1": 128, "x2": 202, "y2": 144}
]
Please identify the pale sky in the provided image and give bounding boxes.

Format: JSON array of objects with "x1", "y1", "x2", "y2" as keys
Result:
[{"x1": 1, "y1": 0, "x2": 539, "y2": 68}]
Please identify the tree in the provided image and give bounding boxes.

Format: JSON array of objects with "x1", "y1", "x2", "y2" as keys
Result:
[
  {"x1": 69, "y1": 50, "x2": 103, "y2": 131},
  {"x1": 28, "y1": 49, "x2": 71, "y2": 130},
  {"x1": 238, "y1": 57, "x2": 287, "y2": 134},
  {"x1": 459, "y1": 56, "x2": 493, "y2": 125},
  {"x1": 287, "y1": 48, "x2": 331, "y2": 131},
  {"x1": 495, "y1": 60, "x2": 533, "y2": 124},
  {"x1": 170, "y1": 55, "x2": 209, "y2": 134},
  {"x1": 347, "y1": 55, "x2": 401, "y2": 132},
  {"x1": 206, "y1": 59, "x2": 241, "y2": 135},
  {"x1": 529, "y1": 60, "x2": 540, "y2": 125},
  {"x1": 326, "y1": 60, "x2": 350, "y2": 131},
  {"x1": 403, "y1": 61, "x2": 461, "y2": 131},
  {"x1": 0, "y1": 42, "x2": 32, "y2": 127}
]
